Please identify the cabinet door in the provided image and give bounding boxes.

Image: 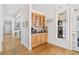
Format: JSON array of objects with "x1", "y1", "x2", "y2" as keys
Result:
[
  {"x1": 35, "y1": 14, "x2": 39, "y2": 26},
  {"x1": 43, "y1": 33, "x2": 47, "y2": 43},
  {"x1": 32, "y1": 35, "x2": 35, "y2": 47},
  {"x1": 37, "y1": 34, "x2": 41, "y2": 45},
  {"x1": 32, "y1": 13, "x2": 36, "y2": 25},
  {"x1": 41, "y1": 33, "x2": 48, "y2": 43},
  {"x1": 45, "y1": 33, "x2": 48, "y2": 42},
  {"x1": 39, "y1": 15, "x2": 42, "y2": 26},
  {"x1": 39, "y1": 34, "x2": 43, "y2": 45},
  {"x1": 43, "y1": 16, "x2": 45, "y2": 26},
  {"x1": 32, "y1": 35, "x2": 37, "y2": 47},
  {"x1": 40, "y1": 34, "x2": 43, "y2": 44},
  {"x1": 40, "y1": 16, "x2": 45, "y2": 26},
  {"x1": 41, "y1": 33, "x2": 45, "y2": 43},
  {"x1": 41, "y1": 15, "x2": 43, "y2": 26}
]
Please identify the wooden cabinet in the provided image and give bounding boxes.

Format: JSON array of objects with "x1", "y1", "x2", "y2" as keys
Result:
[
  {"x1": 32, "y1": 33, "x2": 48, "y2": 48},
  {"x1": 32, "y1": 12, "x2": 47, "y2": 48},
  {"x1": 32, "y1": 12, "x2": 45, "y2": 26}
]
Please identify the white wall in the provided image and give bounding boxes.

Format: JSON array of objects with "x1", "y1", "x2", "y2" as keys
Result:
[
  {"x1": 48, "y1": 22, "x2": 54, "y2": 43},
  {"x1": 4, "y1": 21, "x2": 11, "y2": 33},
  {"x1": 20, "y1": 4, "x2": 30, "y2": 50},
  {"x1": 0, "y1": 5, "x2": 4, "y2": 52}
]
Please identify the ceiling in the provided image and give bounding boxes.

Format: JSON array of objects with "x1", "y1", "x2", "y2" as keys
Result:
[
  {"x1": 32, "y1": 4, "x2": 79, "y2": 19},
  {"x1": 4, "y1": 4, "x2": 27, "y2": 17},
  {"x1": 32, "y1": 4, "x2": 56, "y2": 19},
  {"x1": 3, "y1": 4, "x2": 79, "y2": 22},
  {"x1": 3, "y1": 4, "x2": 28, "y2": 22}
]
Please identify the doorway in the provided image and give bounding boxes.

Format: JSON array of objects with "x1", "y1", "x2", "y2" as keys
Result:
[{"x1": 3, "y1": 21, "x2": 13, "y2": 50}]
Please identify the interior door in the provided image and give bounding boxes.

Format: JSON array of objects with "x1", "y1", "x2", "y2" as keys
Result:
[{"x1": 73, "y1": 9, "x2": 79, "y2": 51}]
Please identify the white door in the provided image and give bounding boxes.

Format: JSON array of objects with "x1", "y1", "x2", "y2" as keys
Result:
[{"x1": 73, "y1": 9, "x2": 79, "y2": 51}]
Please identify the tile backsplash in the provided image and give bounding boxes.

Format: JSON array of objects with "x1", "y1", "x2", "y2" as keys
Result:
[{"x1": 31, "y1": 26, "x2": 48, "y2": 34}]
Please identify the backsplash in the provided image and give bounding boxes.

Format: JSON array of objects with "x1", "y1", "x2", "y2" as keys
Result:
[{"x1": 31, "y1": 26, "x2": 48, "y2": 34}]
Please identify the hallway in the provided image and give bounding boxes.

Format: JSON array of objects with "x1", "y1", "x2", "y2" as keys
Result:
[{"x1": 1, "y1": 34, "x2": 29, "y2": 55}]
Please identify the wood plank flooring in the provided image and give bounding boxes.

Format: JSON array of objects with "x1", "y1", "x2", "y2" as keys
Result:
[
  {"x1": 1, "y1": 35, "x2": 79, "y2": 55},
  {"x1": 1, "y1": 34, "x2": 30, "y2": 55},
  {"x1": 32, "y1": 43, "x2": 79, "y2": 55}
]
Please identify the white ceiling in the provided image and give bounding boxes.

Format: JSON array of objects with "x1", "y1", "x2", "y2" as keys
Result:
[
  {"x1": 4, "y1": 4, "x2": 27, "y2": 17},
  {"x1": 3, "y1": 4, "x2": 28, "y2": 22},
  {"x1": 32, "y1": 4, "x2": 56, "y2": 19},
  {"x1": 32, "y1": 4, "x2": 79, "y2": 19},
  {"x1": 3, "y1": 4, "x2": 79, "y2": 22}
]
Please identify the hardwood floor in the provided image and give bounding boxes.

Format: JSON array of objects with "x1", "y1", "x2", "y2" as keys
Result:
[
  {"x1": 1, "y1": 34, "x2": 30, "y2": 55},
  {"x1": 32, "y1": 43, "x2": 79, "y2": 55},
  {"x1": 1, "y1": 34, "x2": 79, "y2": 55}
]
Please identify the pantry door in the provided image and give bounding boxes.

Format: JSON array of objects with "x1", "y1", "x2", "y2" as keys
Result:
[{"x1": 72, "y1": 8, "x2": 79, "y2": 51}]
